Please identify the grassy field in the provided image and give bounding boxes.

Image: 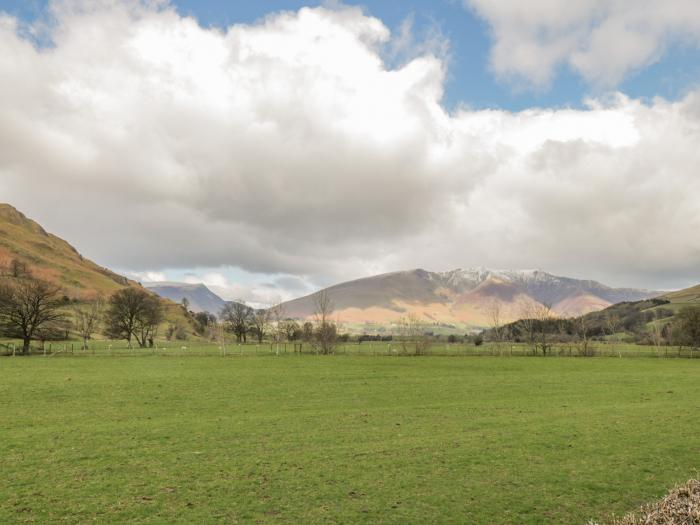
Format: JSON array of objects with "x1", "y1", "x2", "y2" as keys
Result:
[{"x1": 1, "y1": 355, "x2": 699, "y2": 524}]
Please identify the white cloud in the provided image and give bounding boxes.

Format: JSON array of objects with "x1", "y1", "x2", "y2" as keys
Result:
[
  {"x1": 465, "y1": 0, "x2": 700, "y2": 88},
  {"x1": 182, "y1": 271, "x2": 304, "y2": 307},
  {"x1": 126, "y1": 270, "x2": 167, "y2": 283},
  {"x1": 1, "y1": 1, "x2": 699, "y2": 293}
]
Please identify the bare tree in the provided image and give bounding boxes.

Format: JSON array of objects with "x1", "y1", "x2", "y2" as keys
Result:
[
  {"x1": 487, "y1": 301, "x2": 503, "y2": 355},
  {"x1": 650, "y1": 310, "x2": 666, "y2": 354},
  {"x1": 268, "y1": 302, "x2": 286, "y2": 342},
  {"x1": 251, "y1": 308, "x2": 271, "y2": 343},
  {"x1": 574, "y1": 315, "x2": 595, "y2": 356},
  {"x1": 73, "y1": 296, "x2": 102, "y2": 350},
  {"x1": 397, "y1": 313, "x2": 431, "y2": 355},
  {"x1": 278, "y1": 318, "x2": 300, "y2": 341},
  {"x1": 220, "y1": 301, "x2": 253, "y2": 343},
  {"x1": 605, "y1": 313, "x2": 621, "y2": 353},
  {"x1": 0, "y1": 276, "x2": 68, "y2": 354},
  {"x1": 104, "y1": 288, "x2": 164, "y2": 348},
  {"x1": 311, "y1": 290, "x2": 337, "y2": 354},
  {"x1": 519, "y1": 302, "x2": 554, "y2": 356}
]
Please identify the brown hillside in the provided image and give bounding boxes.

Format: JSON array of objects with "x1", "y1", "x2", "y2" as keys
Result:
[{"x1": 0, "y1": 203, "x2": 133, "y2": 299}]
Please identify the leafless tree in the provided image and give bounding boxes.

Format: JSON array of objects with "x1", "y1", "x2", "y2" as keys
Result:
[
  {"x1": 605, "y1": 313, "x2": 621, "y2": 353},
  {"x1": 280, "y1": 319, "x2": 300, "y2": 341},
  {"x1": 487, "y1": 301, "x2": 503, "y2": 355},
  {"x1": 519, "y1": 302, "x2": 554, "y2": 356},
  {"x1": 397, "y1": 313, "x2": 431, "y2": 355},
  {"x1": 268, "y1": 302, "x2": 286, "y2": 342},
  {"x1": 650, "y1": 310, "x2": 665, "y2": 354},
  {"x1": 311, "y1": 290, "x2": 337, "y2": 354},
  {"x1": 0, "y1": 276, "x2": 68, "y2": 354},
  {"x1": 251, "y1": 308, "x2": 271, "y2": 343},
  {"x1": 73, "y1": 296, "x2": 102, "y2": 350},
  {"x1": 574, "y1": 315, "x2": 595, "y2": 356},
  {"x1": 220, "y1": 301, "x2": 253, "y2": 343},
  {"x1": 104, "y1": 288, "x2": 164, "y2": 348}
]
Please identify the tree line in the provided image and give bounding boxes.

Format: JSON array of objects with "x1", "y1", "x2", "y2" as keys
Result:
[
  {"x1": 483, "y1": 299, "x2": 700, "y2": 356},
  {"x1": 0, "y1": 260, "x2": 348, "y2": 355}
]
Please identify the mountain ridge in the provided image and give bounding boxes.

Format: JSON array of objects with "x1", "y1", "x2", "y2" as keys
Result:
[
  {"x1": 143, "y1": 282, "x2": 227, "y2": 314},
  {"x1": 279, "y1": 267, "x2": 660, "y2": 329}
]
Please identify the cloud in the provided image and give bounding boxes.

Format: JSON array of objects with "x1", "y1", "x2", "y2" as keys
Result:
[
  {"x1": 0, "y1": 1, "x2": 699, "y2": 292},
  {"x1": 465, "y1": 0, "x2": 700, "y2": 88},
  {"x1": 180, "y1": 271, "x2": 306, "y2": 307}
]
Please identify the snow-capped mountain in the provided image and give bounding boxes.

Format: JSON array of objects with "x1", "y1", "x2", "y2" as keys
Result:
[{"x1": 280, "y1": 268, "x2": 659, "y2": 329}]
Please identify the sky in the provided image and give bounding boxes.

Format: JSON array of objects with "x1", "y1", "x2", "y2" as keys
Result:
[{"x1": 1, "y1": 0, "x2": 700, "y2": 304}]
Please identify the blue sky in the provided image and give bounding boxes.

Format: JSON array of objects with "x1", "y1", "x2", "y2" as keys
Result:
[{"x1": 2, "y1": 0, "x2": 700, "y2": 301}]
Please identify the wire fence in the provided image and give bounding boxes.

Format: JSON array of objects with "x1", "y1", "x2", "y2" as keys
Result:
[{"x1": 1, "y1": 340, "x2": 698, "y2": 359}]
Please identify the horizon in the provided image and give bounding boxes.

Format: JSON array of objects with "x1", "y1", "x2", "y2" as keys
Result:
[{"x1": 1, "y1": 0, "x2": 699, "y2": 303}]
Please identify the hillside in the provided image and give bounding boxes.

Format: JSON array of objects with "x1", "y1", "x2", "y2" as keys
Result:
[
  {"x1": 491, "y1": 280, "x2": 700, "y2": 341},
  {"x1": 662, "y1": 283, "x2": 700, "y2": 305},
  {"x1": 0, "y1": 203, "x2": 196, "y2": 337},
  {"x1": 144, "y1": 282, "x2": 226, "y2": 314},
  {"x1": 0, "y1": 203, "x2": 133, "y2": 299},
  {"x1": 280, "y1": 268, "x2": 659, "y2": 330}
]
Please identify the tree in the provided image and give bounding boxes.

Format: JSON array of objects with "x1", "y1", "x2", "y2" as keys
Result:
[
  {"x1": 519, "y1": 302, "x2": 554, "y2": 355},
  {"x1": 606, "y1": 313, "x2": 621, "y2": 353},
  {"x1": 280, "y1": 319, "x2": 301, "y2": 341},
  {"x1": 104, "y1": 288, "x2": 164, "y2": 348},
  {"x1": 193, "y1": 311, "x2": 216, "y2": 338},
  {"x1": 574, "y1": 315, "x2": 595, "y2": 356},
  {"x1": 268, "y1": 302, "x2": 286, "y2": 342},
  {"x1": 673, "y1": 306, "x2": 700, "y2": 351},
  {"x1": 311, "y1": 290, "x2": 337, "y2": 354},
  {"x1": 73, "y1": 296, "x2": 102, "y2": 350},
  {"x1": 0, "y1": 276, "x2": 68, "y2": 354},
  {"x1": 251, "y1": 308, "x2": 271, "y2": 343},
  {"x1": 220, "y1": 301, "x2": 253, "y2": 342},
  {"x1": 650, "y1": 309, "x2": 666, "y2": 353},
  {"x1": 181, "y1": 297, "x2": 190, "y2": 312},
  {"x1": 487, "y1": 301, "x2": 503, "y2": 354},
  {"x1": 302, "y1": 321, "x2": 314, "y2": 342},
  {"x1": 397, "y1": 313, "x2": 431, "y2": 355}
]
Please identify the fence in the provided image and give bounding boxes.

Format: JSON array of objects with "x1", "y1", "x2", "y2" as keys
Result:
[{"x1": 1, "y1": 340, "x2": 697, "y2": 359}]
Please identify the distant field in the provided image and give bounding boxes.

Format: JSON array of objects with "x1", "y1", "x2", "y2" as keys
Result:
[{"x1": 1, "y1": 355, "x2": 699, "y2": 524}]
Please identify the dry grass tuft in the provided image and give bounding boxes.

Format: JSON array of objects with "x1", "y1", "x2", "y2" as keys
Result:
[{"x1": 592, "y1": 479, "x2": 700, "y2": 525}]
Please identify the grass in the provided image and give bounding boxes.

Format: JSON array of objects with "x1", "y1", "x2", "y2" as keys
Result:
[{"x1": 1, "y1": 355, "x2": 699, "y2": 524}]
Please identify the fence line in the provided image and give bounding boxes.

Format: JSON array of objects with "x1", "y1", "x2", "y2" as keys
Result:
[{"x1": 1, "y1": 340, "x2": 697, "y2": 359}]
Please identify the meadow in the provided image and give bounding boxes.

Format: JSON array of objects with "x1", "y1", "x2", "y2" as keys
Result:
[{"x1": 1, "y1": 353, "x2": 699, "y2": 524}]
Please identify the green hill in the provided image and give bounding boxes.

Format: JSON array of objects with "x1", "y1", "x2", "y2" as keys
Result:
[
  {"x1": 489, "y1": 281, "x2": 700, "y2": 343},
  {"x1": 662, "y1": 283, "x2": 700, "y2": 305}
]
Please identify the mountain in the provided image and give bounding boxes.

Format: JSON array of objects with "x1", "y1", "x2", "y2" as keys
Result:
[
  {"x1": 0, "y1": 203, "x2": 132, "y2": 299},
  {"x1": 143, "y1": 282, "x2": 226, "y2": 314},
  {"x1": 280, "y1": 268, "x2": 659, "y2": 329}
]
